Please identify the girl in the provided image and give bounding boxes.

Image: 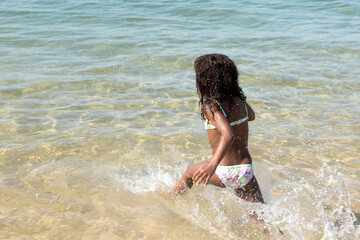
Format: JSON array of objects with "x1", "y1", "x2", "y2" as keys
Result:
[{"x1": 172, "y1": 53, "x2": 264, "y2": 204}]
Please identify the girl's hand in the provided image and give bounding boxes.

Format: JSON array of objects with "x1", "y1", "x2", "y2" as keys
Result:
[{"x1": 192, "y1": 162, "x2": 217, "y2": 187}]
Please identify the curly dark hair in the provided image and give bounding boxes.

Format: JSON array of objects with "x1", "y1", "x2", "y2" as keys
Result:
[{"x1": 194, "y1": 54, "x2": 247, "y2": 119}]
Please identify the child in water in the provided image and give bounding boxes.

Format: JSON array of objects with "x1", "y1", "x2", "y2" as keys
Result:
[{"x1": 172, "y1": 53, "x2": 264, "y2": 205}]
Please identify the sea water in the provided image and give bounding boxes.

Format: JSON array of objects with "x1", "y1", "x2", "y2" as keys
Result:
[{"x1": 0, "y1": 0, "x2": 359, "y2": 239}]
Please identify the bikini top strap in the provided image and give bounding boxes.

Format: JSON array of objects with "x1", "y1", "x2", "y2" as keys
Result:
[
  {"x1": 244, "y1": 101, "x2": 248, "y2": 116},
  {"x1": 206, "y1": 99, "x2": 227, "y2": 118}
]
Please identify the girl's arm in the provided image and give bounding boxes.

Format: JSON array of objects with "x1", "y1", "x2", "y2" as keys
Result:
[
  {"x1": 246, "y1": 102, "x2": 255, "y2": 121},
  {"x1": 192, "y1": 105, "x2": 235, "y2": 186}
]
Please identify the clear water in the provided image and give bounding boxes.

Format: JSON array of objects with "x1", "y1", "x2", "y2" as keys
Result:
[{"x1": 0, "y1": 0, "x2": 359, "y2": 239}]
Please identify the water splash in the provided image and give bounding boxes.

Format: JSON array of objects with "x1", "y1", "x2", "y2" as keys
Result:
[{"x1": 116, "y1": 153, "x2": 359, "y2": 239}]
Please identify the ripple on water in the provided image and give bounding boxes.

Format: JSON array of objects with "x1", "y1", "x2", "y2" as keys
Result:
[{"x1": 1, "y1": 0, "x2": 360, "y2": 238}]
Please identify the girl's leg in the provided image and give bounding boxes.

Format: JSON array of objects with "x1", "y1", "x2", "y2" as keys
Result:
[
  {"x1": 234, "y1": 176, "x2": 264, "y2": 203},
  {"x1": 234, "y1": 176, "x2": 270, "y2": 236},
  {"x1": 172, "y1": 161, "x2": 225, "y2": 195}
]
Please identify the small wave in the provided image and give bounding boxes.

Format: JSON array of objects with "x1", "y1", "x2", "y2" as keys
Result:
[{"x1": 114, "y1": 154, "x2": 359, "y2": 239}]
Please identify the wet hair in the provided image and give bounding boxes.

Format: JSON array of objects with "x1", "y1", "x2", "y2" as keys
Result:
[{"x1": 194, "y1": 53, "x2": 247, "y2": 119}]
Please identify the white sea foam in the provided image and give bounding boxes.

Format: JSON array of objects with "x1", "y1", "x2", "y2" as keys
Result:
[{"x1": 116, "y1": 154, "x2": 359, "y2": 239}]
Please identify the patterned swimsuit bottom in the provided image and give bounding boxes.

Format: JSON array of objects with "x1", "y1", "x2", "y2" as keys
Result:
[{"x1": 215, "y1": 164, "x2": 254, "y2": 189}]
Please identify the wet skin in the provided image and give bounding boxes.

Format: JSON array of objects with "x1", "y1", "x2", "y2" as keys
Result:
[{"x1": 173, "y1": 97, "x2": 264, "y2": 204}]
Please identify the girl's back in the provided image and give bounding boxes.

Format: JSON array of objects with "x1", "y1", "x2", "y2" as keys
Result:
[{"x1": 205, "y1": 97, "x2": 255, "y2": 166}]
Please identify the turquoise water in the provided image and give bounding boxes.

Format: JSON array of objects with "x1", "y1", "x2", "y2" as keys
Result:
[{"x1": 1, "y1": 0, "x2": 359, "y2": 239}]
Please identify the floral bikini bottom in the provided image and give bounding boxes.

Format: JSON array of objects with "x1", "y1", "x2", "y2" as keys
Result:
[{"x1": 215, "y1": 164, "x2": 254, "y2": 189}]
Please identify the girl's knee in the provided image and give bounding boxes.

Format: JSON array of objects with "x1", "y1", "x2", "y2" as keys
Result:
[
  {"x1": 184, "y1": 164, "x2": 195, "y2": 179},
  {"x1": 183, "y1": 162, "x2": 207, "y2": 180}
]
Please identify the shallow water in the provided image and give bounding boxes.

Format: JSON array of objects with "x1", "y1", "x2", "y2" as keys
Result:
[{"x1": 1, "y1": 0, "x2": 359, "y2": 239}]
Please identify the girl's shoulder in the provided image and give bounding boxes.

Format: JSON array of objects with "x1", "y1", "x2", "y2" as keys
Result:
[
  {"x1": 202, "y1": 99, "x2": 226, "y2": 119},
  {"x1": 203, "y1": 99, "x2": 219, "y2": 108},
  {"x1": 232, "y1": 96, "x2": 246, "y2": 105}
]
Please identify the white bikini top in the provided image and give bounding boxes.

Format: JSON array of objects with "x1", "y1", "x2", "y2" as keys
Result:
[{"x1": 203, "y1": 99, "x2": 248, "y2": 130}]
